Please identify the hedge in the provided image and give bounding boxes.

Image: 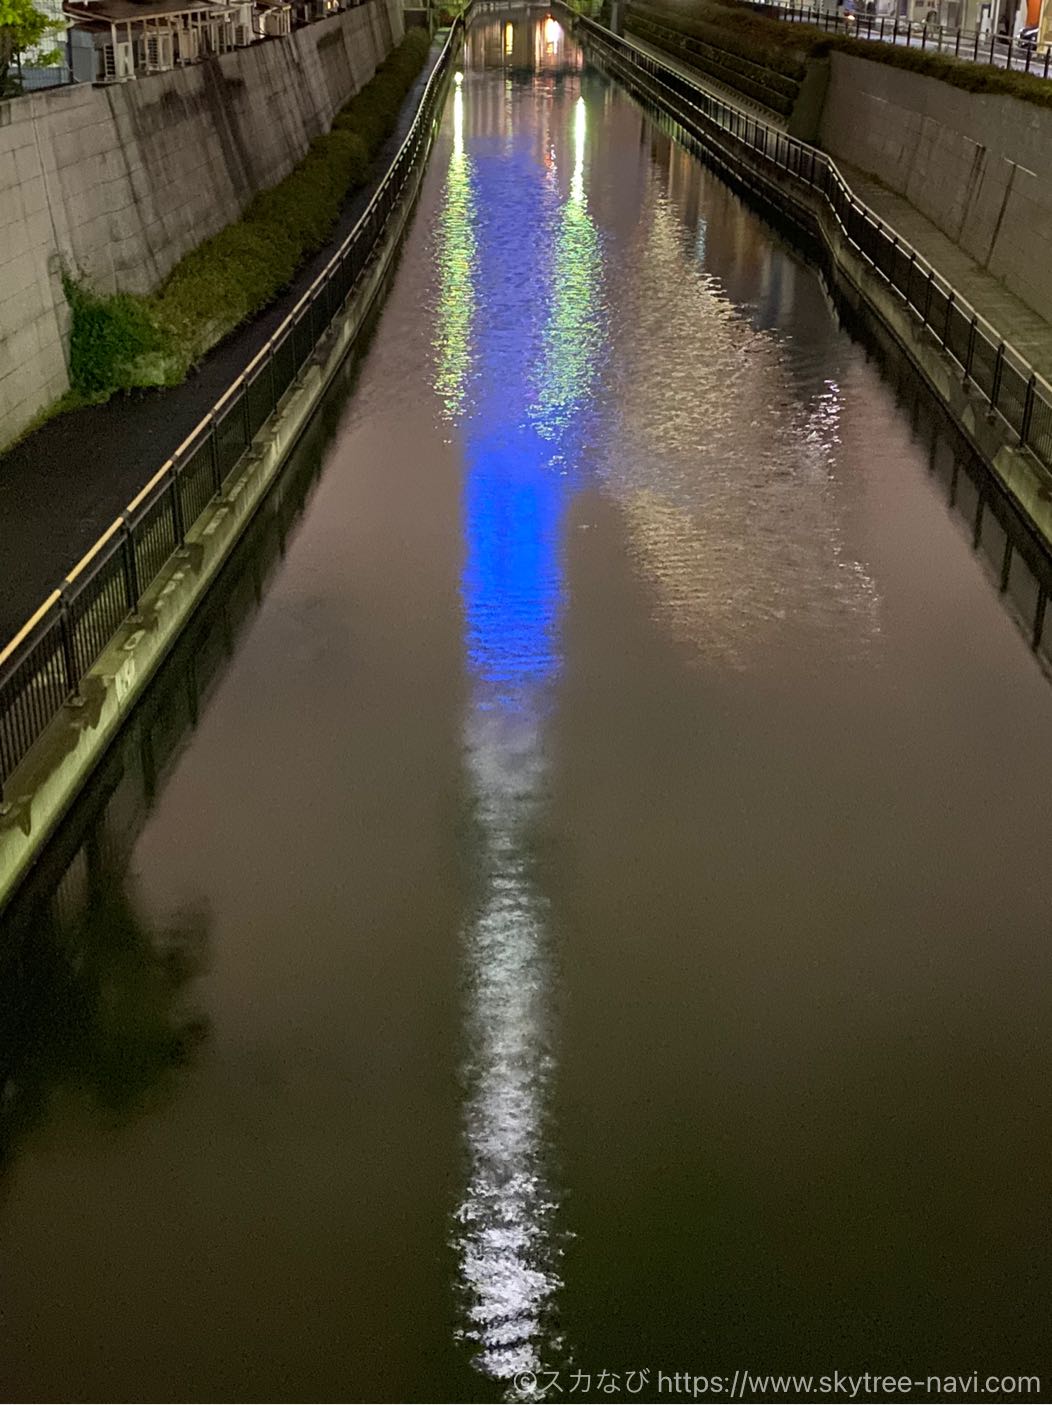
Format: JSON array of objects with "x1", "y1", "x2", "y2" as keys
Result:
[
  {"x1": 66, "y1": 27, "x2": 432, "y2": 402},
  {"x1": 627, "y1": 0, "x2": 1052, "y2": 110}
]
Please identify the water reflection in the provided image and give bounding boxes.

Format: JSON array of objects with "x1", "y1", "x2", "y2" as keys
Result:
[
  {"x1": 0, "y1": 392, "x2": 346, "y2": 1201},
  {"x1": 601, "y1": 181, "x2": 879, "y2": 666},
  {"x1": 445, "y1": 57, "x2": 605, "y2": 1393},
  {"x1": 465, "y1": 9, "x2": 583, "y2": 75},
  {"x1": 532, "y1": 97, "x2": 603, "y2": 441},
  {"x1": 434, "y1": 79, "x2": 478, "y2": 418},
  {"x1": 0, "y1": 832, "x2": 208, "y2": 1183}
]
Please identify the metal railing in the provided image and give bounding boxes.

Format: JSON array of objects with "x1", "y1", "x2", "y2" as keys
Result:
[
  {"x1": 752, "y1": 0, "x2": 1052, "y2": 79},
  {"x1": 0, "y1": 16, "x2": 463, "y2": 801},
  {"x1": 578, "y1": 14, "x2": 1052, "y2": 636},
  {"x1": 11, "y1": 55, "x2": 72, "y2": 92}
]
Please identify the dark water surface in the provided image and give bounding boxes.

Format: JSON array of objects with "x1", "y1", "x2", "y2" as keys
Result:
[{"x1": 2, "y1": 12, "x2": 1052, "y2": 1401}]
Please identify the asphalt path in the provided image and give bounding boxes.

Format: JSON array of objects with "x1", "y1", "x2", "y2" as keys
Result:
[{"x1": 0, "y1": 38, "x2": 442, "y2": 647}]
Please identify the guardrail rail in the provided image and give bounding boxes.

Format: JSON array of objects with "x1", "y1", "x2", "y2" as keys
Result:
[
  {"x1": 577, "y1": 13, "x2": 1052, "y2": 640},
  {"x1": 0, "y1": 15, "x2": 464, "y2": 803},
  {"x1": 751, "y1": 0, "x2": 1052, "y2": 78}
]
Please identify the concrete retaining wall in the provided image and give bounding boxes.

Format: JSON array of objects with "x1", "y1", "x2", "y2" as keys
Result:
[
  {"x1": 0, "y1": 0, "x2": 403, "y2": 449},
  {"x1": 583, "y1": 23, "x2": 1052, "y2": 551},
  {"x1": 0, "y1": 36, "x2": 450, "y2": 911},
  {"x1": 819, "y1": 52, "x2": 1052, "y2": 324}
]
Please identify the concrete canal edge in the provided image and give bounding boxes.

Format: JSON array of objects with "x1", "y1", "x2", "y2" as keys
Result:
[
  {"x1": 574, "y1": 16, "x2": 1052, "y2": 557},
  {"x1": 0, "y1": 44, "x2": 459, "y2": 916}
]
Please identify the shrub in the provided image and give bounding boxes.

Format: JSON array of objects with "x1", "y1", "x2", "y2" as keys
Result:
[
  {"x1": 64, "y1": 27, "x2": 432, "y2": 401},
  {"x1": 64, "y1": 277, "x2": 172, "y2": 396},
  {"x1": 631, "y1": 0, "x2": 1052, "y2": 110}
]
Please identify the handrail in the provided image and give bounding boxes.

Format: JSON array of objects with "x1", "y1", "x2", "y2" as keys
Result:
[
  {"x1": 27, "y1": 25, "x2": 461, "y2": 611},
  {"x1": 581, "y1": 12, "x2": 1052, "y2": 421},
  {"x1": 0, "y1": 15, "x2": 465, "y2": 795},
  {"x1": 748, "y1": 0, "x2": 1052, "y2": 79}
]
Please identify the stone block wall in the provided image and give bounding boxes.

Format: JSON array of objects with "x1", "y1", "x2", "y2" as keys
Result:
[
  {"x1": 819, "y1": 52, "x2": 1052, "y2": 325},
  {"x1": 0, "y1": 0, "x2": 403, "y2": 449}
]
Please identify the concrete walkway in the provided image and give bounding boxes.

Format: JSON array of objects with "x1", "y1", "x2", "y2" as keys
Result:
[
  {"x1": 622, "y1": 30, "x2": 1052, "y2": 386},
  {"x1": 834, "y1": 161, "x2": 1052, "y2": 384},
  {"x1": 0, "y1": 39, "x2": 444, "y2": 647}
]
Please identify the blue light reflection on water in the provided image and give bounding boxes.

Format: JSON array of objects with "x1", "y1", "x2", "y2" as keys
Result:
[{"x1": 439, "y1": 69, "x2": 603, "y2": 1389}]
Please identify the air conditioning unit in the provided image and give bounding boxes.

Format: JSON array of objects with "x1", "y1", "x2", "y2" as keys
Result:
[
  {"x1": 177, "y1": 27, "x2": 200, "y2": 60},
  {"x1": 102, "y1": 39, "x2": 135, "y2": 78},
  {"x1": 145, "y1": 32, "x2": 174, "y2": 69}
]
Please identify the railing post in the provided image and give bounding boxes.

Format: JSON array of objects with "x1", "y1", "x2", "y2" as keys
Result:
[
  {"x1": 943, "y1": 289, "x2": 955, "y2": 347},
  {"x1": 58, "y1": 592, "x2": 80, "y2": 699},
  {"x1": 1020, "y1": 373, "x2": 1037, "y2": 447},
  {"x1": 963, "y1": 314, "x2": 978, "y2": 385},
  {"x1": 170, "y1": 464, "x2": 186, "y2": 547},
  {"x1": 922, "y1": 268, "x2": 934, "y2": 326},
  {"x1": 991, "y1": 342, "x2": 1005, "y2": 413},
  {"x1": 209, "y1": 418, "x2": 222, "y2": 495},
  {"x1": 120, "y1": 520, "x2": 140, "y2": 614},
  {"x1": 1033, "y1": 588, "x2": 1046, "y2": 651}
]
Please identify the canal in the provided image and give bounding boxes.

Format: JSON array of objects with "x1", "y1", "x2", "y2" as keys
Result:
[{"x1": 2, "y1": 9, "x2": 1051, "y2": 1400}]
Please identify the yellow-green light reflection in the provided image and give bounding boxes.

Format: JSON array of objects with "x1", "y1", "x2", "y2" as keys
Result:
[
  {"x1": 533, "y1": 97, "x2": 602, "y2": 438},
  {"x1": 433, "y1": 84, "x2": 477, "y2": 418}
]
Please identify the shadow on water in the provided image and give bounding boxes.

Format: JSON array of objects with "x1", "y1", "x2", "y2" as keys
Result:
[
  {"x1": 0, "y1": 869, "x2": 208, "y2": 1182},
  {"x1": 865, "y1": 344, "x2": 1052, "y2": 668},
  {"x1": 0, "y1": 303, "x2": 386, "y2": 1184}
]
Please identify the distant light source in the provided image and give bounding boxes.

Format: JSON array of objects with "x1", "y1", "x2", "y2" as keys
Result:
[
  {"x1": 454, "y1": 70, "x2": 464, "y2": 85},
  {"x1": 504, "y1": 20, "x2": 513, "y2": 54},
  {"x1": 572, "y1": 95, "x2": 586, "y2": 202},
  {"x1": 543, "y1": 15, "x2": 560, "y2": 46}
]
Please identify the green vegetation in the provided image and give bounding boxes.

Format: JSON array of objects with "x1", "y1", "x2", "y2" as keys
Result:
[
  {"x1": 626, "y1": 0, "x2": 806, "y2": 114},
  {"x1": 626, "y1": 0, "x2": 1052, "y2": 112},
  {"x1": 830, "y1": 31, "x2": 1052, "y2": 105},
  {"x1": 630, "y1": 0, "x2": 806, "y2": 78},
  {"x1": 0, "y1": 0, "x2": 63, "y2": 96},
  {"x1": 65, "y1": 27, "x2": 431, "y2": 401}
]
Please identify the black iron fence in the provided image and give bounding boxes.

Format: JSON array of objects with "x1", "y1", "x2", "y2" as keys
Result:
[
  {"x1": 0, "y1": 17, "x2": 463, "y2": 801},
  {"x1": 751, "y1": 0, "x2": 1052, "y2": 79},
  {"x1": 578, "y1": 15, "x2": 1052, "y2": 637}
]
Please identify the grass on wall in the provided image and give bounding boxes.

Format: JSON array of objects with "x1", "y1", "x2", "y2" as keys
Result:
[{"x1": 65, "y1": 27, "x2": 432, "y2": 402}]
